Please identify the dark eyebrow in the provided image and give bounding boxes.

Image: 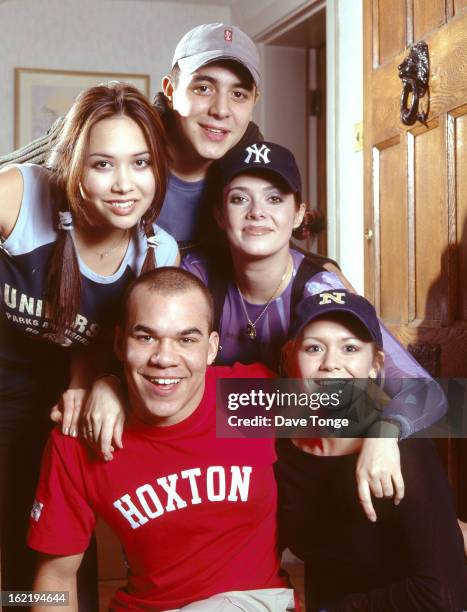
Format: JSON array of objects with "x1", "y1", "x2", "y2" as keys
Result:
[
  {"x1": 132, "y1": 324, "x2": 203, "y2": 337},
  {"x1": 133, "y1": 324, "x2": 155, "y2": 334},
  {"x1": 226, "y1": 185, "x2": 286, "y2": 195},
  {"x1": 191, "y1": 74, "x2": 217, "y2": 84},
  {"x1": 191, "y1": 74, "x2": 251, "y2": 90},
  {"x1": 177, "y1": 327, "x2": 203, "y2": 337},
  {"x1": 89, "y1": 151, "x2": 150, "y2": 158},
  {"x1": 263, "y1": 185, "x2": 286, "y2": 193},
  {"x1": 226, "y1": 186, "x2": 250, "y2": 193},
  {"x1": 301, "y1": 335, "x2": 362, "y2": 342}
]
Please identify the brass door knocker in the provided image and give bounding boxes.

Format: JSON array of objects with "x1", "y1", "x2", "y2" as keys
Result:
[{"x1": 398, "y1": 41, "x2": 430, "y2": 126}]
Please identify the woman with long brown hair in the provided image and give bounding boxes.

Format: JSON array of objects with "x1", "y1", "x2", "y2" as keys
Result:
[{"x1": 0, "y1": 82, "x2": 178, "y2": 601}]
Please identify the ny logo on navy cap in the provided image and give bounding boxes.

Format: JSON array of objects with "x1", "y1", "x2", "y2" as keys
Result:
[
  {"x1": 216, "y1": 141, "x2": 302, "y2": 194},
  {"x1": 244, "y1": 144, "x2": 271, "y2": 164}
]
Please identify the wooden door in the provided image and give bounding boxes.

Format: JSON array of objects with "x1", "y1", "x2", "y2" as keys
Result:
[{"x1": 363, "y1": 0, "x2": 467, "y2": 516}]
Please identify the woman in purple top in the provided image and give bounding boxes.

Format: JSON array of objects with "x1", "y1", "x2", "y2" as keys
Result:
[
  {"x1": 181, "y1": 141, "x2": 467, "y2": 549},
  {"x1": 182, "y1": 143, "x2": 441, "y2": 415}
]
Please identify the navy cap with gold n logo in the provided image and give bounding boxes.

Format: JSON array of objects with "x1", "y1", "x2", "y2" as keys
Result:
[{"x1": 289, "y1": 290, "x2": 383, "y2": 348}]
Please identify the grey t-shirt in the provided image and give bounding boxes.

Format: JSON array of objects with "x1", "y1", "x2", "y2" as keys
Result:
[{"x1": 157, "y1": 173, "x2": 206, "y2": 243}]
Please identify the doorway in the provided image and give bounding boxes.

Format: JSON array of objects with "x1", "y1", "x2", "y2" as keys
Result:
[{"x1": 258, "y1": 6, "x2": 327, "y2": 256}]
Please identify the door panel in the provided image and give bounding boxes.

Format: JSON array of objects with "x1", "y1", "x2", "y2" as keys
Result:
[
  {"x1": 364, "y1": 0, "x2": 467, "y2": 511},
  {"x1": 378, "y1": 141, "x2": 409, "y2": 324},
  {"x1": 413, "y1": 0, "x2": 445, "y2": 39},
  {"x1": 456, "y1": 111, "x2": 467, "y2": 320},
  {"x1": 413, "y1": 122, "x2": 447, "y2": 325},
  {"x1": 376, "y1": 0, "x2": 406, "y2": 64}
]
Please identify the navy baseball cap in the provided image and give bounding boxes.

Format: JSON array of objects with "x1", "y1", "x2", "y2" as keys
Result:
[
  {"x1": 289, "y1": 290, "x2": 383, "y2": 348},
  {"x1": 215, "y1": 141, "x2": 302, "y2": 195}
]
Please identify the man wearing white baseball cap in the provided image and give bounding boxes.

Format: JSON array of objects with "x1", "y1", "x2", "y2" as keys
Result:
[
  {"x1": 172, "y1": 23, "x2": 261, "y2": 87},
  {"x1": 0, "y1": 23, "x2": 262, "y2": 248},
  {"x1": 171, "y1": 23, "x2": 261, "y2": 87},
  {"x1": 158, "y1": 23, "x2": 261, "y2": 245}
]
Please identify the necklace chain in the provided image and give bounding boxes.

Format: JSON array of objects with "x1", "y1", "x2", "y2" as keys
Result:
[
  {"x1": 77, "y1": 229, "x2": 130, "y2": 261},
  {"x1": 237, "y1": 256, "x2": 292, "y2": 340}
]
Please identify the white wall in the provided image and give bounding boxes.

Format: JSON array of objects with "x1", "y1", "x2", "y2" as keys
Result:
[
  {"x1": 234, "y1": 0, "x2": 365, "y2": 292},
  {"x1": 259, "y1": 45, "x2": 307, "y2": 196},
  {"x1": 0, "y1": 0, "x2": 230, "y2": 154},
  {"x1": 327, "y1": 0, "x2": 364, "y2": 292}
]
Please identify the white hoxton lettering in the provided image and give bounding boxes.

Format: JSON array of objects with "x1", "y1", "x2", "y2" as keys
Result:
[{"x1": 113, "y1": 465, "x2": 253, "y2": 529}]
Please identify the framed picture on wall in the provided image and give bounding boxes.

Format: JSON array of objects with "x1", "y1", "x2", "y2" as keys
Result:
[{"x1": 14, "y1": 68, "x2": 150, "y2": 148}]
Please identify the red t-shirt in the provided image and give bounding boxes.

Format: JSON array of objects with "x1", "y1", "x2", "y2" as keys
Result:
[{"x1": 28, "y1": 363, "x2": 284, "y2": 611}]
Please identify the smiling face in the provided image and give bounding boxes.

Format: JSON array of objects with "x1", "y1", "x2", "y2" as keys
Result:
[
  {"x1": 288, "y1": 313, "x2": 383, "y2": 380},
  {"x1": 79, "y1": 115, "x2": 156, "y2": 230},
  {"x1": 216, "y1": 172, "x2": 305, "y2": 260},
  {"x1": 163, "y1": 61, "x2": 258, "y2": 169},
  {"x1": 115, "y1": 284, "x2": 219, "y2": 427}
]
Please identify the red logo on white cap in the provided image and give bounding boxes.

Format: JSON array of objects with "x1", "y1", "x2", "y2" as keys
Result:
[{"x1": 224, "y1": 28, "x2": 233, "y2": 42}]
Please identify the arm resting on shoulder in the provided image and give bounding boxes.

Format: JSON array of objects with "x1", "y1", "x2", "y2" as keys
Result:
[
  {"x1": 378, "y1": 325, "x2": 447, "y2": 436},
  {"x1": 81, "y1": 374, "x2": 126, "y2": 461},
  {"x1": 0, "y1": 116, "x2": 63, "y2": 170},
  {"x1": 50, "y1": 330, "x2": 119, "y2": 437}
]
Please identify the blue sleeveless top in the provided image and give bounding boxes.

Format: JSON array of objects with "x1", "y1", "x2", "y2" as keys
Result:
[{"x1": 0, "y1": 164, "x2": 178, "y2": 363}]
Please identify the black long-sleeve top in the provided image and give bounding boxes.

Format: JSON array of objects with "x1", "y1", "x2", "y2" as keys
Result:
[{"x1": 275, "y1": 438, "x2": 467, "y2": 611}]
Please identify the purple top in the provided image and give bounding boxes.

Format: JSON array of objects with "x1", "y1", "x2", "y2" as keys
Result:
[{"x1": 182, "y1": 249, "x2": 446, "y2": 437}]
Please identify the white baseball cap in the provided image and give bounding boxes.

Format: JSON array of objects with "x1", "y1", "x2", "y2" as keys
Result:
[{"x1": 172, "y1": 23, "x2": 261, "y2": 87}]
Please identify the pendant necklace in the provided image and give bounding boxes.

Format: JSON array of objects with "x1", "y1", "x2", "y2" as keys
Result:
[
  {"x1": 77, "y1": 229, "x2": 130, "y2": 261},
  {"x1": 237, "y1": 256, "x2": 292, "y2": 340}
]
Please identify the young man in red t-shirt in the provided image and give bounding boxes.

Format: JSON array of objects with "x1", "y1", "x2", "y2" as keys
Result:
[{"x1": 28, "y1": 267, "x2": 293, "y2": 612}]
